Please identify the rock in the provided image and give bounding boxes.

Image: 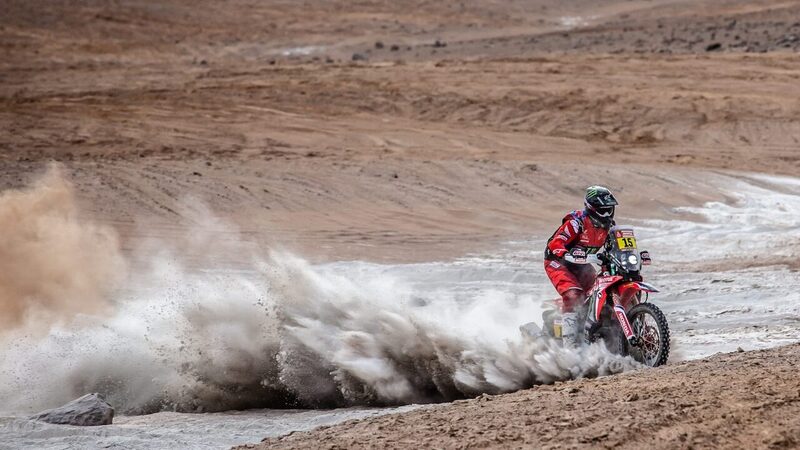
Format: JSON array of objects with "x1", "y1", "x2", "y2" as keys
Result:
[
  {"x1": 351, "y1": 53, "x2": 366, "y2": 61},
  {"x1": 705, "y1": 42, "x2": 722, "y2": 51},
  {"x1": 476, "y1": 393, "x2": 493, "y2": 402},
  {"x1": 374, "y1": 41, "x2": 384, "y2": 49},
  {"x1": 433, "y1": 39, "x2": 447, "y2": 48},
  {"x1": 390, "y1": 44, "x2": 400, "y2": 51},
  {"x1": 30, "y1": 393, "x2": 114, "y2": 426}
]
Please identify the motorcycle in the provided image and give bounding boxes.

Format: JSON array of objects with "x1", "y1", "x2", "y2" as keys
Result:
[{"x1": 523, "y1": 226, "x2": 670, "y2": 367}]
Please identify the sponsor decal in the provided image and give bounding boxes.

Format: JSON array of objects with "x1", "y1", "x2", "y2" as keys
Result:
[
  {"x1": 614, "y1": 305, "x2": 633, "y2": 338},
  {"x1": 549, "y1": 260, "x2": 561, "y2": 269}
]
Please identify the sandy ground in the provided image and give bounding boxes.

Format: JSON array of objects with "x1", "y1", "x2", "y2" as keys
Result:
[
  {"x1": 2, "y1": 0, "x2": 800, "y2": 449},
  {"x1": 245, "y1": 343, "x2": 800, "y2": 450},
  {"x1": 3, "y1": 0, "x2": 800, "y2": 263}
]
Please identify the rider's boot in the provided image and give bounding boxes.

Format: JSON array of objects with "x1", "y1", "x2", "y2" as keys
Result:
[
  {"x1": 561, "y1": 312, "x2": 579, "y2": 347},
  {"x1": 559, "y1": 290, "x2": 585, "y2": 347},
  {"x1": 583, "y1": 319, "x2": 600, "y2": 345}
]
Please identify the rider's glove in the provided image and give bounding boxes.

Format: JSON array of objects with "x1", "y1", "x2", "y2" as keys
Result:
[
  {"x1": 569, "y1": 248, "x2": 587, "y2": 263},
  {"x1": 552, "y1": 248, "x2": 568, "y2": 258}
]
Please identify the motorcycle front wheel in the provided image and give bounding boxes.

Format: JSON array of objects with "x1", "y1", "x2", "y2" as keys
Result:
[{"x1": 627, "y1": 302, "x2": 670, "y2": 367}]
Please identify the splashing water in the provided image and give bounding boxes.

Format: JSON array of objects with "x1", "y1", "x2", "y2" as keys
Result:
[{"x1": 0, "y1": 168, "x2": 639, "y2": 416}]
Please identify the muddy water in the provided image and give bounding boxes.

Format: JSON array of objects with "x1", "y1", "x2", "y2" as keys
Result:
[
  {"x1": 641, "y1": 173, "x2": 800, "y2": 358},
  {"x1": 1, "y1": 172, "x2": 798, "y2": 449},
  {"x1": 0, "y1": 406, "x2": 420, "y2": 449}
]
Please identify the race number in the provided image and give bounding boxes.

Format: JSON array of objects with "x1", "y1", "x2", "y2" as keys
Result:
[{"x1": 616, "y1": 236, "x2": 637, "y2": 249}]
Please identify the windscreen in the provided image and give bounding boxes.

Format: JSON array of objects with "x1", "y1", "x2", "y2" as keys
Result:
[{"x1": 609, "y1": 227, "x2": 641, "y2": 273}]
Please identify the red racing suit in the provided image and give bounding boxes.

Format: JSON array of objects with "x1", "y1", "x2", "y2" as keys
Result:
[{"x1": 544, "y1": 210, "x2": 610, "y2": 313}]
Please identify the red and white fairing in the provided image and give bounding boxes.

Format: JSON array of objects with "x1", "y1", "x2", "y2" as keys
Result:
[{"x1": 589, "y1": 276, "x2": 659, "y2": 340}]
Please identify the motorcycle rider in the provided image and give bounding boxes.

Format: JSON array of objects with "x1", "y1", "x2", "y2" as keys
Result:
[{"x1": 543, "y1": 186, "x2": 618, "y2": 344}]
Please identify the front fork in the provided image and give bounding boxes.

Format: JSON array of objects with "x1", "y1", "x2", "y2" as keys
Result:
[{"x1": 613, "y1": 303, "x2": 635, "y2": 341}]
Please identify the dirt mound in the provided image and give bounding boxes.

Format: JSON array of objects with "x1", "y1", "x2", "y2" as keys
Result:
[{"x1": 243, "y1": 344, "x2": 800, "y2": 449}]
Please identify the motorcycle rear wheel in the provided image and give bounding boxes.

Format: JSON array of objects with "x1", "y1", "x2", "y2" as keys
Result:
[{"x1": 627, "y1": 302, "x2": 670, "y2": 367}]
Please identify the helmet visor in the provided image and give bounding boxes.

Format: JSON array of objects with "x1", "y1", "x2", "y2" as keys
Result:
[{"x1": 594, "y1": 205, "x2": 615, "y2": 218}]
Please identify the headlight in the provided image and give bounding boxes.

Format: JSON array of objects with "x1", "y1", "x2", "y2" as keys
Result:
[{"x1": 628, "y1": 254, "x2": 639, "y2": 265}]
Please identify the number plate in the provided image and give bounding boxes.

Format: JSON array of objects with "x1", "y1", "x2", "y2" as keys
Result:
[{"x1": 616, "y1": 237, "x2": 637, "y2": 249}]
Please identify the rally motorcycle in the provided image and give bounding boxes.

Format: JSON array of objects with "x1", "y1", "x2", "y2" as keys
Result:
[{"x1": 524, "y1": 226, "x2": 670, "y2": 367}]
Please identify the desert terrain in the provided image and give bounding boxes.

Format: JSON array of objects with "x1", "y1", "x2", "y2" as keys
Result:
[
  {"x1": 1, "y1": 0, "x2": 800, "y2": 448},
  {"x1": 247, "y1": 343, "x2": 800, "y2": 449},
  {"x1": 4, "y1": 0, "x2": 800, "y2": 262}
]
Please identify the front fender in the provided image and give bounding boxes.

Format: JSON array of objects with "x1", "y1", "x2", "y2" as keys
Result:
[
  {"x1": 616, "y1": 281, "x2": 660, "y2": 311},
  {"x1": 634, "y1": 281, "x2": 659, "y2": 293}
]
